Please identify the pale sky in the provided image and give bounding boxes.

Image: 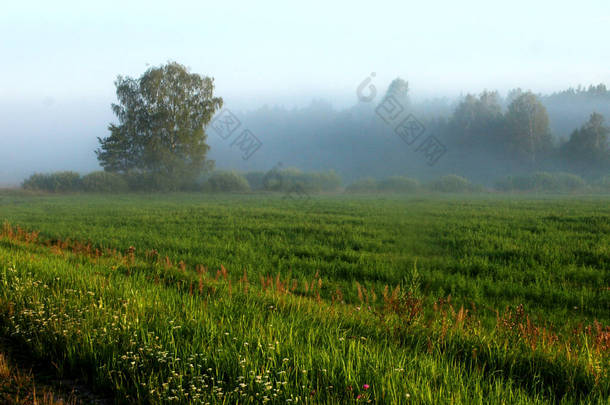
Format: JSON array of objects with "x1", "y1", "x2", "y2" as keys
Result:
[
  {"x1": 2, "y1": 0, "x2": 609, "y2": 108},
  {"x1": 0, "y1": 0, "x2": 609, "y2": 184}
]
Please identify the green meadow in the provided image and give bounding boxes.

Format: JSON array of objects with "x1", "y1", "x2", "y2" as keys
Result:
[{"x1": 0, "y1": 192, "x2": 608, "y2": 403}]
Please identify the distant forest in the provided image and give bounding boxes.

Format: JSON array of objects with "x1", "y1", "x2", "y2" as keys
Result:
[{"x1": 212, "y1": 83, "x2": 610, "y2": 184}]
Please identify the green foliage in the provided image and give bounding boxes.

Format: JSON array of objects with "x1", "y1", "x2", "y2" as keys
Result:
[
  {"x1": 381, "y1": 77, "x2": 409, "y2": 107},
  {"x1": 81, "y1": 171, "x2": 129, "y2": 193},
  {"x1": 344, "y1": 177, "x2": 379, "y2": 193},
  {"x1": 0, "y1": 194, "x2": 609, "y2": 404},
  {"x1": 530, "y1": 172, "x2": 558, "y2": 190},
  {"x1": 346, "y1": 176, "x2": 418, "y2": 194},
  {"x1": 202, "y1": 171, "x2": 250, "y2": 192},
  {"x1": 96, "y1": 62, "x2": 222, "y2": 189},
  {"x1": 495, "y1": 172, "x2": 588, "y2": 193},
  {"x1": 120, "y1": 170, "x2": 207, "y2": 192},
  {"x1": 377, "y1": 176, "x2": 419, "y2": 193},
  {"x1": 121, "y1": 170, "x2": 167, "y2": 192},
  {"x1": 243, "y1": 171, "x2": 267, "y2": 190},
  {"x1": 426, "y1": 175, "x2": 480, "y2": 193},
  {"x1": 505, "y1": 92, "x2": 552, "y2": 163},
  {"x1": 262, "y1": 168, "x2": 341, "y2": 192},
  {"x1": 450, "y1": 91, "x2": 504, "y2": 147},
  {"x1": 560, "y1": 113, "x2": 610, "y2": 173},
  {"x1": 22, "y1": 171, "x2": 82, "y2": 192},
  {"x1": 553, "y1": 172, "x2": 588, "y2": 191}
]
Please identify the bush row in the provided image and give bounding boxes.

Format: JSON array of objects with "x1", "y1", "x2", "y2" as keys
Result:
[
  {"x1": 21, "y1": 170, "x2": 610, "y2": 194},
  {"x1": 346, "y1": 173, "x2": 610, "y2": 194},
  {"x1": 345, "y1": 175, "x2": 484, "y2": 193},
  {"x1": 22, "y1": 171, "x2": 129, "y2": 193},
  {"x1": 200, "y1": 168, "x2": 343, "y2": 193},
  {"x1": 20, "y1": 168, "x2": 343, "y2": 193},
  {"x1": 495, "y1": 172, "x2": 591, "y2": 192}
]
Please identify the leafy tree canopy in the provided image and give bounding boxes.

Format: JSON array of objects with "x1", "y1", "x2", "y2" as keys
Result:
[
  {"x1": 561, "y1": 113, "x2": 609, "y2": 172},
  {"x1": 450, "y1": 91, "x2": 503, "y2": 147},
  {"x1": 505, "y1": 92, "x2": 552, "y2": 163},
  {"x1": 96, "y1": 62, "x2": 223, "y2": 188},
  {"x1": 382, "y1": 77, "x2": 410, "y2": 106}
]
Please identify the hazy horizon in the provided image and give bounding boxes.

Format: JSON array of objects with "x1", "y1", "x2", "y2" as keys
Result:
[{"x1": 1, "y1": 0, "x2": 609, "y2": 185}]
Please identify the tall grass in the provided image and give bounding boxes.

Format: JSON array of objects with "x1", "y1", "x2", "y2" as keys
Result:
[{"x1": 0, "y1": 193, "x2": 608, "y2": 403}]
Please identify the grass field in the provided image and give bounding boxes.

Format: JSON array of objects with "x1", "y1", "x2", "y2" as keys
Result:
[{"x1": 0, "y1": 192, "x2": 608, "y2": 403}]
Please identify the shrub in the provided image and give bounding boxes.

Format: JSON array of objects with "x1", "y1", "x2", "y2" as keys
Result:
[
  {"x1": 495, "y1": 172, "x2": 587, "y2": 193},
  {"x1": 22, "y1": 171, "x2": 82, "y2": 192},
  {"x1": 202, "y1": 171, "x2": 250, "y2": 192},
  {"x1": 122, "y1": 170, "x2": 201, "y2": 192},
  {"x1": 82, "y1": 171, "x2": 129, "y2": 193},
  {"x1": 377, "y1": 176, "x2": 419, "y2": 193},
  {"x1": 531, "y1": 172, "x2": 558, "y2": 191},
  {"x1": 310, "y1": 170, "x2": 342, "y2": 192},
  {"x1": 553, "y1": 173, "x2": 587, "y2": 192},
  {"x1": 243, "y1": 171, "x2": 266, "y2": 190},
  {"x1": 123, "y1": 171, "x2": 158, "y2": 191},
  {"x1": 262, "y1": 168, "x2": 341, "y2": 192},
  {"x1": 345, "y1": 177, "x2": 379, "y2": 193},
  {"x1": 426, "y1": 175, "x2": 479, "y2": 193},
  {"x1": 22, "y1": 174, "x2": 48, "y2": 191}
]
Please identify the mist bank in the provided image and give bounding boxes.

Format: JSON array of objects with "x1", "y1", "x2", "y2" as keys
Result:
[
  {"x1": 0, "y1": 98, "x2": 111, "y2": 186},
  {"x1": 1, "y1": 83, "x2": 609, "y2": 186},
  {"x1": 212, "y1": 84, "x2": 610, "y2": 184}
]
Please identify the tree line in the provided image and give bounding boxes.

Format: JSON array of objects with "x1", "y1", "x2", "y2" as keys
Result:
[
  {"x1": 442, "y1": 89, "x2": 609, "y2": 175},
  {"x1": 208, "y1": 81, "x2": 609, "y2": 184},
  {"x1": 19, "y1": 62, "x2": 610, "y2": 190}
]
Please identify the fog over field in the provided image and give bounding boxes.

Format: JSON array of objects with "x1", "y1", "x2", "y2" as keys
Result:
[
  {"x1": 1, "y1": 3, "x2": 610, "y2": 404},
  {"x1": 1, "y1": 1, "x2": 609, "y2": 186},
  {"x1": 2, "y1": 86, "x2": 609, "y2": 186}
]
